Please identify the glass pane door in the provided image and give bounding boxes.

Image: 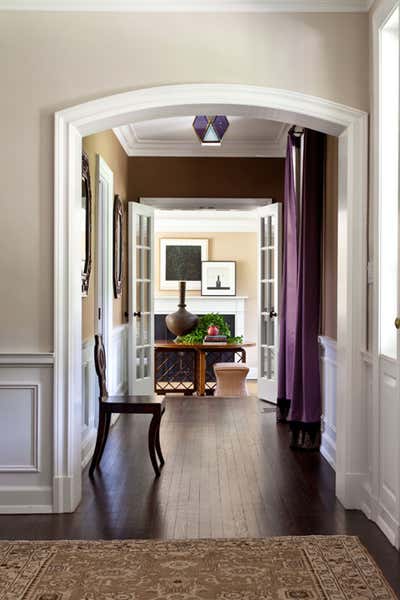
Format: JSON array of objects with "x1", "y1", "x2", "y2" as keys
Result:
[
  {"x1": 258, "y1": 203, "x2": 282, "y2": 402},
  {"x1": 128, "y1": 203, "x2": 154, "y2": 395}
]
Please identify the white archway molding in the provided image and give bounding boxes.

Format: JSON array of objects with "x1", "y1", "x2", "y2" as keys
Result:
[{"x1": 54, "y1": 84, "x2": 368, "y2": 513}]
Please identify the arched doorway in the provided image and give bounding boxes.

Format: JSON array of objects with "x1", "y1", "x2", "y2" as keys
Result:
[{"x1": 54, "y1": 84, "x2": 368, "y2": 513}]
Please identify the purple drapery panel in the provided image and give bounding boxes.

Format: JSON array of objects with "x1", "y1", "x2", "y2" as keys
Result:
[
  {"x1": 277, "y1": 131, "x2": 298, "y2": 421},
  {"x1": 277, "y1": 128, "x2": 325, "y2": 450}
]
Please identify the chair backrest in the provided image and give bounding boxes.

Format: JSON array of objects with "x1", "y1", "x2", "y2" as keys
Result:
[{"x1": 94, "y1": 334, "x2": 108, "y2": 398}]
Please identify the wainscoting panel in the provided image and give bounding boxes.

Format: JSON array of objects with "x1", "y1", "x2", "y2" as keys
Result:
[
  {"x1": 0, "y1": 360, "x2": 53, "y2": 513},
  {"x1": 109, "y1": 324, "x2": 129, "y2": 396},
  {"x1": 81, "y1": 338, "x2": 97, "y2": 469},
  {"x1": 377, "y1": 356, "x2": 400, "y2": 547},
  {"x1": 319, "y1": 336, "x2": 337, "y2": 470}
]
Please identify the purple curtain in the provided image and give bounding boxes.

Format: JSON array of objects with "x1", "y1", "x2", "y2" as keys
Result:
[
  {"x1": 277, "y1": 130, "x2": 299, "y2": 422},
  {"x1": 277, "y1": 128, "x2": 325, "y2": 450}
]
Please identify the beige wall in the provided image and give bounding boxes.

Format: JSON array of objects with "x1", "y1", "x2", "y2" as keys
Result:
[
  {"x1": 0, "y1": 10, "x2": 368, "y2": 352},
  {"x1": 155, "y1": 231, "x2": 258, "y2": 368},
  {"x1": 321, "y1": 135, "x2": 338, "y2": 340},
  {"x1": 82, "y1": 130, "x2": 129, "y2": 343}
]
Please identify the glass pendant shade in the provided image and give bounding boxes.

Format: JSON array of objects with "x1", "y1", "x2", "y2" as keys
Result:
[{"x1": 193, "y1": 115, "x2": 229, "y2": 145}]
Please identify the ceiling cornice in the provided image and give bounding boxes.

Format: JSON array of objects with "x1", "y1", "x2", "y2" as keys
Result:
[
  {"x1": 0, "y1": 0, "x2": 372, "y2": 12},
  {"x1": 113, "y1": 122, "x2": 289, "y2": 158}
]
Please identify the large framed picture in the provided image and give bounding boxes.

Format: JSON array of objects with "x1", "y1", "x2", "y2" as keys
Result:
[
  {"x1": 160, "y1": 238, "x2": 208, "y2": 290},
  {"x1": 201, "y1": 261, "x2": 236, "y2": 296}
]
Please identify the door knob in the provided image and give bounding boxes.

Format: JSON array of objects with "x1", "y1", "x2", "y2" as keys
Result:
[
  {"x1": 395, "y1": 317, "x2": 400, "y2": 330},
  {"x1": 133, "y1": 311, "x2": 141, "y2": 318},
  {"x1": 269, "y1": 310, "x2": 277, "y2": 319}
]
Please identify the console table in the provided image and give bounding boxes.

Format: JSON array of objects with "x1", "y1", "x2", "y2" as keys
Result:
[{"x1": 154, "y1": 341, "x2": 255, "y2": 396}]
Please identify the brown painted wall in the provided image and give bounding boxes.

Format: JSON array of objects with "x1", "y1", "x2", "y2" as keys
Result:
[
  {"x1": 82, "y1": 130, "x2": 129, "y2": 343},
  {"x1": 321, "y1": 136, "x2": 338, "y2": 340},
  {"x1": 127, "y1": 157, "x2": 285, "y2": 202}
]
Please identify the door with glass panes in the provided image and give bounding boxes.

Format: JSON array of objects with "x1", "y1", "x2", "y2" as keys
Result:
[
  {"x1": 128, "y1": 203, "x2": 155, "y2": 395},
  {"x1": 258, "y1": 203, "x2": 282, "y2": 402}
]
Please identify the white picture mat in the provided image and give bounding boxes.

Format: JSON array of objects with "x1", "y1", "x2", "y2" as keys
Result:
[
  {"x1": 160, "y1": 238, "x2": 208, "y2": 290},
  {"x1": 201, "y1": 261, "x2": 236, "y2": 296}
]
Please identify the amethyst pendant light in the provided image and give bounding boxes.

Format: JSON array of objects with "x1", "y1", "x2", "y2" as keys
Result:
[{"x1": 165, "y1": 281, "x2": 199, "y2": 338}]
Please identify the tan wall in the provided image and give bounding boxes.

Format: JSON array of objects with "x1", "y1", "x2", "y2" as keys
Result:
[
  {"x1": 155, "y1": 231, "x2": 258, "y2": 368},
  {"x1": 128, "y1": 158, "x2": 285, "y2": 202},
  {"x1": 321, "y1": 135, "x2": 338, "y2": 340},
  {"x1": 82, "y1": 130, "x2": 129, "y2": 343},
  {"x1": 0, "y1": 10, "x2": 368, "y2": 352}
]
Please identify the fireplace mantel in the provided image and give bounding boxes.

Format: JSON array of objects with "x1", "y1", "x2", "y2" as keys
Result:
[{"x1": 154, "y1": 296, "x2": 248, "y2": 338}]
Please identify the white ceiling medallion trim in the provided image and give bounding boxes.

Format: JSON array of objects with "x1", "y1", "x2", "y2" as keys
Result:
[
  {"x1": 0, "y1": 0, "x2": 372, "y2": 11},
  {"x1": 113, "y1": 122, "x2": 289, "y2": 157}
]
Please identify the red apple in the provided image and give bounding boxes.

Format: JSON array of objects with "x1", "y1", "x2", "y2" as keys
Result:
[{"x1": 208, "y1": 325, "x2": 219, "y2": 336}]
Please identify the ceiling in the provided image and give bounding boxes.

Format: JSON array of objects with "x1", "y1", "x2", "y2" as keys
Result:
[
  {"x1": 114, "y1": 116, "x2": 290, "y2": 157},
  {"x1": 0, "y1": 0, "x2": 373, "y2": 11}
]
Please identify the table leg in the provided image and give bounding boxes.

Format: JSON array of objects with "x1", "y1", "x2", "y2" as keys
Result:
[{"x1": 197, "y1": 350, "x2": 206, "y2": 396}]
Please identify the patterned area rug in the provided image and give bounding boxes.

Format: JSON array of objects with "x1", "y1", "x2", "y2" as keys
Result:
[{"x1": 0, "y1": 536, "x2": 395, "y2": 599}]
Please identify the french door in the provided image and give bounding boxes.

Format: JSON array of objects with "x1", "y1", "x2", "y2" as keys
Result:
[
  {"x1": 257, "y1": 203, "x2": 282, "y2": 402},
  {"x1": 128, "y1": 203, "x2": 155, "y2": 395}
]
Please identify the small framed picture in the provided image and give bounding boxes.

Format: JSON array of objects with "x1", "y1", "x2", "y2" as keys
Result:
[
  {"x1": 201, "y1": 261, "x2": 236, "y2": 296},
  {"x1": 160, "y1": 238, "x2": 208, "y2": 290}
]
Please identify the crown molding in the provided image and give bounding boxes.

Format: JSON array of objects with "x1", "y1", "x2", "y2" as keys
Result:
[
  {"x1": 0, "y1": 0, "x2": 372, "y2": 12},
  {"x1": 113, "y1": 122, "x2": 289, "y2": 157}
]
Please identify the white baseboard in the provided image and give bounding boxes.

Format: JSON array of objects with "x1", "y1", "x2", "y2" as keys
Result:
[
  {"x1": 361, "y1": 482, "x2": 400, "y2": 549},
  {"x1": 0, "y1": 485, "x2": 53, "y2": 514}
]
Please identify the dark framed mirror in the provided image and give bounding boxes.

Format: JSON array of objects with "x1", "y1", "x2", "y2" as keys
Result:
[
  {"x1": 81, "y1": 151, "x2": 92, "y2": 297},
  {"x1": 113, "y1": 194, "x2": 123, "y2": 298}
]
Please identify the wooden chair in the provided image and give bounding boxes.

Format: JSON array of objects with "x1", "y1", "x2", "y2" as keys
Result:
[{"x1": 90, "y1": 334, "x2": 166, "y2": 477}]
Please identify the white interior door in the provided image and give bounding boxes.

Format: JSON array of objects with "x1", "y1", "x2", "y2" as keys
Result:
[
  {"x1": 258, "y1": 203, "x2": 282, "y2": 402},
  {"x1": 375, "y1": 5, "x2": 400, "y2": 548},
  {"x1": 128, "y1": 203, "x2": 155, "y2": 395}
]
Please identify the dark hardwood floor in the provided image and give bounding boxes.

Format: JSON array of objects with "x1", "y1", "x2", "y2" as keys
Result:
[{"x1": 1, "y1": 396, "x2": 399, "y2": 594}]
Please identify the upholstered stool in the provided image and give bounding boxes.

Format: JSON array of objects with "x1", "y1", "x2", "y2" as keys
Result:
[{"x1": 213, "y1": 362, "x2": 250, "y2": 397}]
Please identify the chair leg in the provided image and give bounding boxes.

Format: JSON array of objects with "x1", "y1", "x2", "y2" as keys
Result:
[
  {"x1": 89, "y1": 409, "x2": 107, "y2": 477},
  {"x1": 98, "y1": 412, "x2": 112, "y2": 465},
  {"x1": 148, "y1": 413, "x2": 161, "y2": 477},
  {"x1": 155, "y1": 409, "x2": 165, "y2": 467}
]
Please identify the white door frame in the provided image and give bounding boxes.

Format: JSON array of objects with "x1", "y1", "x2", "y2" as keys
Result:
[
  {"x1": 54, "y1": 83, "x2": 368, "y2": 513},
  {"x1": 370, "y1": 0, "x2": 400, "y2": 547},
  {"x1": 96, "y1": 155, "x2": 114, "y2": 374}
]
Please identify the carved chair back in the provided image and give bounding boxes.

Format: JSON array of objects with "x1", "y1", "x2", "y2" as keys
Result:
[{"x1": 94, "y1": 334, "x2": 108, "y2": 398}]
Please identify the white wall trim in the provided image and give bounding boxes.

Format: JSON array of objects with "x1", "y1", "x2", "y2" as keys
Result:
[
  {"x1": 114, "y1": 122, "x2": 288, "y2": 157},
  {"x1": 154, "y1": 208, "x2": 259, "y2": 233},
  {"x1": 0, "y1": 353, "x2": 54, "y2": 366},
  {"x1": 0, "y1": 383, "x2": 40, "y2": 473},
  {"x1": 54, "y1": 83, "x2": 368, "y2": 514},
  {"x1": 0, "y1": 0, "x2": 372, "y2": 12}
]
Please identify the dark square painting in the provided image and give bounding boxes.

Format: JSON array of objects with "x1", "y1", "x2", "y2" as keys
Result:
[{"x1": 165, "y1": 245, "x2": 202, "y2": 281}]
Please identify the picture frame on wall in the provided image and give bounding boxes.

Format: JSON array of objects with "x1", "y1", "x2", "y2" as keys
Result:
[
  {"x1": 201, "y1": 261, "x2": 236, "y2": 296},
  {"x1": 160, "y1": 238, "x2": 209, "y2": 290}
]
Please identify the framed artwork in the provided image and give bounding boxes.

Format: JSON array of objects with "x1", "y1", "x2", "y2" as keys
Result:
[
  {"x1": 113, "y1": 194, "x2": 123, "y2": 299},
  {"x1": 81, "y1": 151, "x2": 92, "y2": 297},
  {"x1": 201, "y1": 261, "x2": 236, "y2": 296},
  {"x1": 160, "y1": 238, "x2": 208, "y2": 290}
]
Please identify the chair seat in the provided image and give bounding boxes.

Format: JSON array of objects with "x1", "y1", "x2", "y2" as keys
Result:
[{"x1": 101, "y1": 394, "x2": 166, "y2": 413}]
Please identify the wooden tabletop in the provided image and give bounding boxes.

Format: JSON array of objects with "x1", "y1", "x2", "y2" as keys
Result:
[{"x1": 154, "y1": 340, "x2": 256, "y2": 350}]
